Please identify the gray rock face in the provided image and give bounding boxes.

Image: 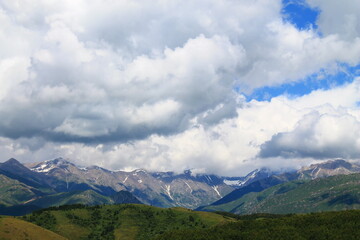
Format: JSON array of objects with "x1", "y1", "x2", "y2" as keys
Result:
[
  {"x1": 28, "y1": 158, "x2": 235, "y2": 209},
  {"x1": 297, "y1": 159, "x2": 360, "y2": 179},
  {"x1": 198, "y1": 159, "x2": 360, "y2": 211}
]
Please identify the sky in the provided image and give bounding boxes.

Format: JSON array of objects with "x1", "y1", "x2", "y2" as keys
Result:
[{"x1": 0, "y1": 0, "x2": 360, "y2": 176}]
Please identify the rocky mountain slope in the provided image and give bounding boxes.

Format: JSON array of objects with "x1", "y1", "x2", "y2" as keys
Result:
[
  {"x1": 0, "y1": 158, "x2": 238, "y2": 213},
  {"x1": 2, "y1": 157, "x2": 359, "y2": 215},
  {"x1": 200, "y1": 172, "x2": 360, "y2": 214},
  {"x1": 27, "y1": 158, "x2": 235, "y2": 209},
  {"x1": 198, "y1": 159, "x2": 360, "y2": 213}
]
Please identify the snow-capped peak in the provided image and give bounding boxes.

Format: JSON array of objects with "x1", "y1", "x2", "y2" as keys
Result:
[
  {"x1": 223, "y1": 168, "x2": 272, "y2": 187},
  {"x1": 30, "y1": 158, "x2": 74, "y2": 173}
]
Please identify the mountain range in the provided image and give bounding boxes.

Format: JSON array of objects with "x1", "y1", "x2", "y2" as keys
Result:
[
  {"x1": 198, "y1": 159, "x2": 360, "y2": 214},
  {"x1": 1, "y1": 157, "x2": 360, "y2": 216},
  {"x1": 0, "y1": 157, "x2": 251, "y2": 214}
]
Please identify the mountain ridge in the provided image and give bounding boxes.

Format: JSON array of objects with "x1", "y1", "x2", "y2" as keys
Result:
[{"x1": 2, "y1": 157, "x2": 360, "y2": 215}]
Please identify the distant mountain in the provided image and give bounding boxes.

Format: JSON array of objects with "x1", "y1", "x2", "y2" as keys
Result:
[
  {"x1": 200, "y1": 173, "x2": 360, "y2": 215},
  {"x1": 203, "y1": 172, "x2": 297, "y2": 208},
  {"x1": 298, "y1": 159, "x2": 360, "y2": 179},
  {"x1": 0, "y1": 188, "x2": 142, "y2": 216},
  {"x1": 27, "y1": 158, "x2": 235, "y2": 209},
  {"x1": 223, "y1": 168, "x2": 274, "y2": 188},
  {"x1": 198, "y1": 159, "x2": 360, "y2": 213},
  {"x1": 3, "y1": 157, "x2": 359, "y2": 215},
  {"x1": 0, "y1": 158, "x2": 54, "y2": 193},
  {"x1": 0, "y1": 174, "x2": 40, "y2": 206},
  {"x1": 27, "y1": 158, "x2": 122, "y2": 195},
  {"x1": 0, "y1": 158, "x2": 236, "y2": 211},
  {"x1": 0, "y1": 158, "x2": 143, "y2": 215},
  {"x1": 112, "y1": 190, "x2": 142, "y2": 204},
  {"x1": 22, "y1": 189, "x2": 141, "y2": 209}
]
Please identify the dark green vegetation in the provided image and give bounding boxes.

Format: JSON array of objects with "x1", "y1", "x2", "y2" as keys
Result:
[
  {"x1": 15, "y1": 204, "x2": 360, "y2": 240},
  {"x1": 21, "y1": 204, "x2": 231, "y2": 240},
  {"x1": 200, "y1": 173, "x2": 360, "y2": 214},
  {"x1": 157, "y1": 210, "x2": 360, "y2": 240}
]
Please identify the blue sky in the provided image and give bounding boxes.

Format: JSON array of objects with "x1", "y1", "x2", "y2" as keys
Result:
[
  {"x1": 245, "y1": 0, "x2": 359, "y2": 101},
  {"x1": 246, "y1": 63, "x2": 360, "y2": 101},
  {"x1": 282, "y1": 0, "x2": 319, "y2": 30}
]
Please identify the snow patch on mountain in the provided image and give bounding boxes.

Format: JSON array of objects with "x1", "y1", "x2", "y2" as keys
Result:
[
  {"x1": 212, "y1": 185, "x2": 222, "y2": 197},
  {"x1": 223, "y1": 168, "x2": 272, "y2": 187},
  {"x1": 184, "y1": 181, "x2": 193, "y2": 193},
  {"x1": 31, "y1": 158, "x2": 73, "y2": 173},
  {"x1": 162, "y1": 185, "x2": 173, "y2": 200}
]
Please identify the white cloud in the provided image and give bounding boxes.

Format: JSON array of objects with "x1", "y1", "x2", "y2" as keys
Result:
[
  {"x1": 260, "y1": 110, "x2": 360, "y2": 159},
  {"x1": 307, "y1": 0, "x2": 360, "y2": 41},
  {"x1": 0, "y1": 1, "x2": 360, "y2": 175},
  {"x1": 3, "y1": 79, "x2": 358, "y2": 176}
]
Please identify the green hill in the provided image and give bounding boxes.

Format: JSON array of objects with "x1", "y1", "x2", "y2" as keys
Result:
[
  {"x1": 0, "y1": 174, "x2": 40, "y2": 206},
  {"x1": 157, "y1": 210, "x2": 360, "y2": 240},
  {"x1": 0, "y1": 215, "x2": 66, "y2": 240},
  {"x1": 19, "y1": 204, "x2": 360, "y2": 240},
  {"x1": 201, "y1": 173, "x2": 360, "y2": 214},
  {"x1": 21, "y1": 204, "x2": 232, "y2": 240}
]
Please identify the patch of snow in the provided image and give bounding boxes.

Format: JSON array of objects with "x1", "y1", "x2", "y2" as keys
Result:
[
  {"x1": 123, "y1": 176, "x2": 129, "y2": 184},
  {"x1": 223, "y1": 179, "x2": 241, "y2": 186},
  {"x1": 32, "y1": 163, "x2": 56, "y2": 173},
  {"x1": 184, "y1": 181, "x2": 193, "y2": 193},
  {"x1": 132, "y1": 169, "x2": 147, "y2": 176},
  {"x1": 212, "y1": 185, "x2": 222, "y2": 198},
  {"x1": 162, "y1": 185, "x2": 174, "y2": 200}
]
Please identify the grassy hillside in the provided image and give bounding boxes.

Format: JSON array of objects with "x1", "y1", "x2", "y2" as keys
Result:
[
  {"x1": 27, "y1": 190, "x2": 114, "y2": 209},
  {"x1": 202, "y1": 173, "x2": 360, "y2": 214},
  {"x1": 0, "y1": 174, "x2": 39, "y2": 206},
  {"x1": 22, "y1": 204, "x2": 232, "y2": 240},
  {"x1": 157, "y1": 210, "x2": 360, "y2": 240},
  {"x1": 0, "y1": 215, "x2": 66, "y2": 240},
  {"x1": 20, "y1": 204, "x2": 360, "y2": 240}
]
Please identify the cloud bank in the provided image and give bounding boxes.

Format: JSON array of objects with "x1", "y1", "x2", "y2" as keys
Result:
[{"x1": 0, "y1": 0, "x2": 360, "y2": 175}]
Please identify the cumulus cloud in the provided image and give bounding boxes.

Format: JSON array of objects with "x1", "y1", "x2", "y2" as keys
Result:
[
  {"x1": 0, "y1": 0, "x2": 360, "y2": 175},
  {"x1": 259, "y1": 111, "x2": 360, "y2": 159},
  {"x1": 3, "y1": 79, "x2": 358, "y2": 176},
  {"x1": 1, "y1": 0, "x2": 360, "y2": 144},
  {"x1": 307, "y1": 0, "x2": 360, "y2": 40}
]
